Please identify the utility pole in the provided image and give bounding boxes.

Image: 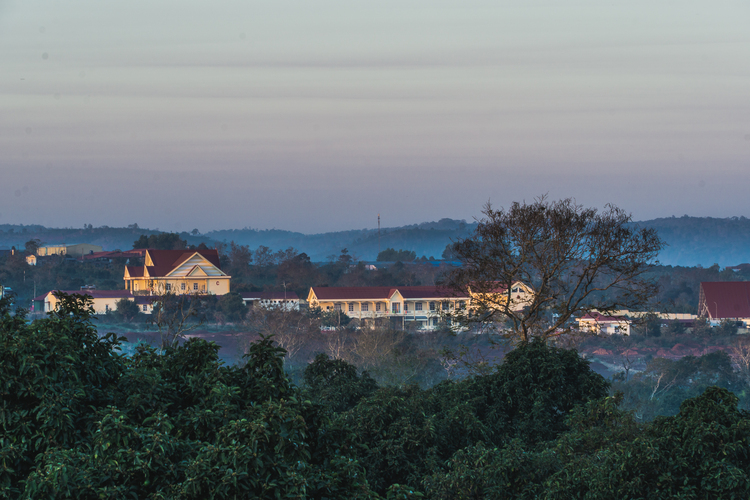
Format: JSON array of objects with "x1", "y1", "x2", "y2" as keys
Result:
[{"x1": 378, "y1": 214, "x2": 381, "y2": 256}]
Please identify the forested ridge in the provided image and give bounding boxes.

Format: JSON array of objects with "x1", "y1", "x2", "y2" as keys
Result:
[
  {"x1": 4, "y1": 215, "x2": 749, "y2": 265},
  {"x1": 2, "y1": 294, "x2": 749, "y2": 499}
]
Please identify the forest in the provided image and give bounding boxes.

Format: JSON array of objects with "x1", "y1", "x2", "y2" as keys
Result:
[{"x1": 1, "y1": 293, "x2": 749, "y2": 499}]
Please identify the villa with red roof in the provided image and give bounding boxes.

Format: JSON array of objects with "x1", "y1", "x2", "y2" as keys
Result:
[{"x1": 124, "y1": 249, "x2": 230, "y2": 296}]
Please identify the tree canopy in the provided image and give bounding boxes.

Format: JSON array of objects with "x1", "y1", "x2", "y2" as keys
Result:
[{"x1": 446, "y1": 197, "x2": 664, "y2": 341}]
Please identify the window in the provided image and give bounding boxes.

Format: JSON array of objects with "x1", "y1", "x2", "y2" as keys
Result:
[
  {"x1": 376, "y1": 303, "x2": 382, "y2": 311},
  {"x1": 459, "y1": 301, "x2": 466, "y2": 309},
  {"x1": 404, "y1": 303, "x2": 409, "y2": 312},
  {"x1": 181, "y1": 283, "x2": 186, "y2": 291},
  {"x1": 165, "y1": 283, "x2": 171, "y2": 291},
  {"x1": 433, "y1": 317, "x2": 439, "y2": 326},
  {"x1": 442, "y1": 301, "x2": 450, "y2": 310},
  {"x1": 348, "y1": 303, "x2": 354, "y2": 312},
  {"x1": 334, "y1": 304, "x2": 342, "y2": 311},
  {"x1": 429, "y1": 302, "x2": 436, "y2": 311},
  {"x1": 415, "y1": 302, "x2": 423, "y2": 311},
  {"x1": 392, "y1": 303, "x2": 400, "y2": 313},
  {"x1": 362, "y1": 303, "x2": 368, "y2": 312},
  {"x1": 193, "y1": 283, "x2": 198, "y2": 291},
  {"x1": 142, "y1": 304, "x2": 148, "y2": 312},
  {"x1": 134, "y1": 283, "x2": 138, "y2": 291},
  {"x1": 105, "y1": 304, "x2": 109, "y2": 312}
]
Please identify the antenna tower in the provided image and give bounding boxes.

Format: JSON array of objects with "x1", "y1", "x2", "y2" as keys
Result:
[{"x1": 378, "y1": 214, "x2": 381, "y2": 255}]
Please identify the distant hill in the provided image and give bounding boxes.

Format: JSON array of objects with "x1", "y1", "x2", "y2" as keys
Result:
[
  {"x1": 2, "y1": 216, "x2": 749, "y2": 267},
  {"x1": 205, "y1": 219, "x2": 477, "y2": 261},
  {"x1": 634, "y1": 216, "x2": 750, "y2": 267}
]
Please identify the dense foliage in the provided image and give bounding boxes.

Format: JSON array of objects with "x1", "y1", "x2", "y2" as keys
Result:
[{"x1": 2, "y1": 294, "x2": 750, "y2": 498}]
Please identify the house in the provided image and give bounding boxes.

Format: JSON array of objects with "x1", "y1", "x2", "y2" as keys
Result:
[
  {"x1": 33, "y1": 289, "x2": 134, "y2": 315},
  {"x1": 578, "y1": 311, "x2": 632, "y2": 335},
  {"x1": 467, "y1": 281, "x2": 535, "y2": 313},
  {"x1": 698, "y1": 281, "x2": 750, "y2": 326},
  {"x1": 26, "y1": 254, "x2": 37, "y2": 266},
  {"x1": 123, "y1": 249, "x2": 230, "y2": 296},
  {"x1": 307, "y1": 285, "x2": 470, "y2": 329},
  {"x1": 37, "y1": 243, "x2": 103, "y2": 257},
  {"x1": 242, "y1": 291, "x2": 300, "y2": 311}
]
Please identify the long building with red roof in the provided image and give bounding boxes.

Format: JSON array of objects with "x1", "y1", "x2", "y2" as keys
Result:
[{"x1": 307, "y1": 285, "x2": 469, "y2": 329}]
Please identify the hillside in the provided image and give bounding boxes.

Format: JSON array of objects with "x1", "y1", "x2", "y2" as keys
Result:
[{"x1": 2, "y1": 216, "x2": 750, "y2": 267}]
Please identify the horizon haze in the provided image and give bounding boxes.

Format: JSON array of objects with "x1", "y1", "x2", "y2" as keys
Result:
[{"x1": 2, "y1": 1, "x2": 750, "y2": 233}]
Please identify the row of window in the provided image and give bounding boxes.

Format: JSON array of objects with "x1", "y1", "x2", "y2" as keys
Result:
[{"x1": 134, "y1": 282, "x2": 204, "y2": 292}]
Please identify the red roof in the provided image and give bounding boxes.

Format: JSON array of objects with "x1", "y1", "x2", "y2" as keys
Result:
[
  {"x1": 397, "y1": 285, "x2": 466, "y2": 299},
  {"x1": 311, "y1": 285, "x2": 467, "y2": 301},
  {"x1": 311, "y1": 287, "x2": 396, "y2": 300},
  {"x1": 147, "y1": 249, "x2": 222, "y2": 270},
  {"x1": 700, "y1": 282, "x2": 750, "y2": 319},
  {"x1": 125, "y1": 249, "x2": 224, "y2": 280}
]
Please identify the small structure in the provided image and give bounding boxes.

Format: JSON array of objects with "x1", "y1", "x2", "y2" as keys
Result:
[
  {"x1": 698, "y1": 281, "x2": 750, "y2": 327},
  {"x1": 33, "y1": 289, "x2": 134, "y2": 315},
  {"x1": 37, "y1": 244, "x2": 103, "y2": 257},
  {"x1": 578, "y1": 311, "x2": 632, "y2": 335},
  {"x1": 25, "y1": 254, "x2": 37, "y2": 266},
  {"x1": 242, "y1": 291, "x2": 300, "y2": 311}
]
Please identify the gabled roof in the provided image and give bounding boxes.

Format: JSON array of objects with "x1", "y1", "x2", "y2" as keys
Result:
[
  {"x1": 126, "y1": 249, "x2": 226, "y2": 280},
  {"x1": 311, "y1": 286, "x2": 397, "y2": 301},
  {"x1": 146, "y1": 249, "x2": 222, "y2": 269},
  {"x1": 700, "y1": 282, "x2": 750, "y2": 319}
]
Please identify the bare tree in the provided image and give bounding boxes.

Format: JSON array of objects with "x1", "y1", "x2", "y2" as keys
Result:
[
  {"x1": 152, "y1": 290, "x2": 204, "y2": 350},
  {"x1": 350, "y1": 328, "x2": 405, "y2": 370},
  {"x1": 445, "y1": 196, "x2": 663, "y2": 342},
  {"x1": 324, "y1": 330, "x2": 352, "y2": 361},
  {"x1": 731, "y1": 337, "x2": 750, "y2": 386},
  {"x1": 242, "y1": 306, "x2": 316, "y2": 366}
]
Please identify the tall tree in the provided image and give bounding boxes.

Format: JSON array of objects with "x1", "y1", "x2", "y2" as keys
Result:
[{"x1": 445, "y1": 197, "x2": 664, "y2": 341}]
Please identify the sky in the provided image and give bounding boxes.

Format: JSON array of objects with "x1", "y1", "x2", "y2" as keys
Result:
[{"x1": 1, "y1": 1, "x2": 749, "y2": 234}]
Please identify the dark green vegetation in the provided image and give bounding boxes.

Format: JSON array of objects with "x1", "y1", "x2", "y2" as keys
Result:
[{"x1": 2, "y1": 295, "x2": 750, "y2": 498}]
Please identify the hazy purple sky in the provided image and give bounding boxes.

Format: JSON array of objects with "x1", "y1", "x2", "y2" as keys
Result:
[{"x1": 2, "y1": 1, "x2": 749, "y2": 233}]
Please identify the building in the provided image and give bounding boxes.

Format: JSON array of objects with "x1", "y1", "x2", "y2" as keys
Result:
[
  {"x1": 124, "y1": 249, "x2": 230, "y2": 296},
  {"x1": 307, "y1": 285, "x2": 470, "y2": 329},
  {"x1": 467, "y1": 281, "x2": 536, "y2": 313},
  {"x1": 37, "y1": 243, "x2": 103, "y2": 257},
  {"x1": 33, "y1": 289, "x2": 134, "y2": 315},
  {"x1": 578, "y1": 311, "x2": 632, "y2": 335},
  {"x1": 242, "y1": 291, "x2": 300, "y2": 311},
  {"x1": 698, "y1": 281, "x2": 750, "y2": 327}
]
